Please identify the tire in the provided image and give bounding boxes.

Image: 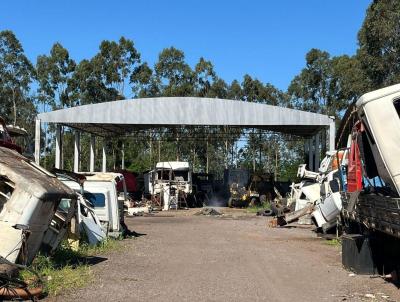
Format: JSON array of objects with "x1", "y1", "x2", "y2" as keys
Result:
[
  {"x1": 256, "y1": 209, "x2": 273, "y2": 216},
  {"x1": 228, "y1": 197, "x2": 233, "y2": 207},
  {"x1": 250, "y1": 197, "x2": 260, "y2": 207}
]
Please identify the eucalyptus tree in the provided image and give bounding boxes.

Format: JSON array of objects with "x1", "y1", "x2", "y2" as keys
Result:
[
  {"x1": 93, "y1": 37, "x2": 141, "y2": 98},
  {"x1": 70, "y1": 59, "x2": 119, "y2": 105},
  {"x1": 358, "y1": 0, "x2": 400, "y2": 89},
  {"x1": 155, "y1": 47, "x2": 195, "y2": 97},
  {"x1": 36, "y1": 42, "x2": 76, "y2": 109},
  {"x1": 0, "y1": 30, "x2": 35, "y2": 125},
  {"x1": 227, "y1": 80, "x2": 242, "y2": 100},
  {"x1": 194, "y1": 57, "x2": 216, "y2": 97},
  {"x1": 130, "y1": 62, "x2": 161, "y2": 98}
]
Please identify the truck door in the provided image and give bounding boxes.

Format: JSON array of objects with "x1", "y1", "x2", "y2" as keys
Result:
[
  {"x1": 347, "y1": 123, "x2": 363, "y2": 192},
  {"x1": 83, "y1": 188, "x2": 110, "y2": 232}
]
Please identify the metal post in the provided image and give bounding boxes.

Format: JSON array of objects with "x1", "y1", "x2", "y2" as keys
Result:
[
  {"x1": 206, "y1": 138, "x2": 209, "y2": 174},
  {"x1": 90, "y1": 135, "x2": 95, "y2": 172},
  {"x1": 329, "y1": 119, "x2": 336, "y2": 151},
  {"x1": 102, "y1": 139, "x2": 107, "y2": 172},
  {"x1": 315, "y1": 133, "x2": 320, "y2": 172},
  {"x1": 74, "y1": 131, "x2": 80, "y2": 173},
  {"x1": 304, "y1": 138, "x2": 309, "y2": 163},
  {"x1": 121, "y1": 143, "x2": 125, "y2": 170},
  {"x1": 34, "y1": 119, "x2": 41, "y2": 164},
  {"x1": 55, "y1": 124, "x2": 62, "y2": 169},
  {"x1": 308, "y1": 137, "x2": 314, "y2": 172}
]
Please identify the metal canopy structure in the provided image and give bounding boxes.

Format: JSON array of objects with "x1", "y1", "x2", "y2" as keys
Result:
[{"x1": 34, "y1": 97, "x2": 335, "y2": 172}]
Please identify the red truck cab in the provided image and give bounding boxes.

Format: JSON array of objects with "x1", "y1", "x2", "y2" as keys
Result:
[{"x1": 0, "y1": 117, "x2": 22, "y2": 153}]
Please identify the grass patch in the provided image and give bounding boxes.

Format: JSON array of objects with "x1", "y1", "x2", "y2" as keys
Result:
[
  {"x1": 79, "y1": 238, "x2": 123, "y2": 256},
  {"x1": 247, "y1": 201, "x2": 271, "y2": 213},
  {"x1": 20, "y1": 238, "x2": 122, "y2": 296},
  {"x1": 325, "y1": 238, "x2": 342, "y2": 247}
]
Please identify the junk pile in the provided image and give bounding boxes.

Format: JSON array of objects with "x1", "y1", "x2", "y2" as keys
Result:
[
  {"x1": 269, "y1": 151, "x2": 345, "y2": 233},
  {"x1": 195, "y1": 207, "x2": 222, "y2": 216},
  {"x1": 0, "y1": 119, "x2": 130, "y2": 299},
  {"x1": 227, "y1": 170, "x2": 291, "y2": 208}
]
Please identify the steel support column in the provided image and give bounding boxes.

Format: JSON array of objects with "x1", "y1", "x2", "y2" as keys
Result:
[
  {"x1": 121, "y1": 143, "x2": 125, "y2": 170},
  {"x1": 308, "y1": 137, "x2": 314, "y2": 172},
  {"x1": 314, "y1": 132, "x2": 320, "y2": 171},
  {"x1": 102, "y1": 139, "x2": 107, "y2": 172},
  {"x1": 55, "y1": 124, "x2": 62, "y2": 169},
  {"x1": 74, "y1": 131, "x2": 80, "y2": 173},
  {"x1": 34, "y1": 119, "x2": 41, "y2": 164},
  {"x1": 329, "y1": 119, "x2": 336, "y2": 151},
  {"x1": 90, "y1": 135, "x2": 95, "y2": 172}
]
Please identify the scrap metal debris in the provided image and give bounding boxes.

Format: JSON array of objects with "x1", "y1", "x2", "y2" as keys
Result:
[
  {"x1": 0, "y1": 256, "x2": 43, "y2": 301},
  {"x1": 195, "y1": 208, "x2": 222, "y2": 216}
]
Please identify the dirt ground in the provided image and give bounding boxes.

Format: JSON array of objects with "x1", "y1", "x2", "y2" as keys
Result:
[{"x1": 51, "y1": 208, "x2": 400, "y2": 302}]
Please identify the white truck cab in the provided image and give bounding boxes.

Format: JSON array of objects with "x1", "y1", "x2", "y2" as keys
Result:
[{"x1": 62, "y1": 172, "x2": 127, "y2": 237}]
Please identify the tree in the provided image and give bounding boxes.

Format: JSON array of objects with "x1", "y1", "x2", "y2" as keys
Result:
[
  {"x1": 154, "y1": 47, "x2": 195, "y2": 96},
  {"x1": 194, "y1": 57, "x2": 216, "y2": 97},
  {"x1": 93, "y1": 37, "x2": 141, "y2": 98},
  {"x1": 0, "y1": 30, "x2": 35, "y2": 125},
  {"x1": 358, "y1": 0, "x2": 400, "y2": 89},
  {"x1": 36, "y1": 42, "x2": 76, "y2": 109},
  {"x1": 289, "y1": 48, "x2": 368, "y2": 117},
  {"x1": 228, "y1": 80, "x2": 242, "y2": 100},
  {"x1": 130, "y1": 62, "x2": 160, "y2": 98},
  {"x1": 288, "y1": 49, "x2": 334, "y2": 114},
  {"x1": 70, "y1": 59, "x2": 118, "y2": 105}
]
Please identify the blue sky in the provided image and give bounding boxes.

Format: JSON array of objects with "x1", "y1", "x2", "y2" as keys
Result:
[{"x1": 1, "y1": 0, "x2": 371, "y2": 94}]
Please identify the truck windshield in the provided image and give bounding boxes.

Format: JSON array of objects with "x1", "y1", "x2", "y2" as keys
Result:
[
  {"x1": 394, "y1": 99, "x2": 400, "y2": 118},
  {"x1": 83, "y1": 192, "x2": 106, "y2": 207},
  {"x1": 157, "y1": 169, "x2": 171, "y2": 180},
  {"x1": 174, "y1": 170, "x2": 189, "y2": 181}
]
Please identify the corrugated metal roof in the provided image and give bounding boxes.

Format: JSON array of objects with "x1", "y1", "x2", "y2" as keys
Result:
[{"x1": 37, "y1": 97, "x2": 333, "y2": 137}]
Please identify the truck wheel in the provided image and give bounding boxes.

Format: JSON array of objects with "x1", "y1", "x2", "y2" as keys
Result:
[
  {"x1": 250, "y1": 197, "x2": 260, "y2": 207},
  {"x1": 257, "y1": 209, "x2": 273, "y2": 216}
]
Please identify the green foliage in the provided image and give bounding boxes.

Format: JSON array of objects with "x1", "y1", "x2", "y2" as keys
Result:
[
  {"x1": 0, "y1": 30, "x2": 35, "y2": 127},
  {"x1": 288, "y1": 48, "x2": 369, "y2": 118},
  {"x1": 247, "y1": 201, "x2": 271, "y2": 213},
  {"x1": 20, "y1": 239, "x2": 122, "y2": 296},
  {"x1": 36, "y1": 42, "x2": 76, "y2": 109},
  {"x1": 325, "y1": 238, "x2": 341, "y2": 247},
  {"x1": 358, "y1": 0, "x2": 400, "y2": 89}
]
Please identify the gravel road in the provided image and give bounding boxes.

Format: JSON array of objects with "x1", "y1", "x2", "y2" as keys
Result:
[{"x1": 50, "y1": 208, "x2": 400, "y2": 302}]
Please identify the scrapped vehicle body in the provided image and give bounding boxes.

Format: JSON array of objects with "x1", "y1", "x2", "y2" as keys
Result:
[
  {"x1": 0, "y1": 117, "x2": 22, "y2": 153},
  {"x1": 0, "y1": 147, "x2": 76, "y2": 264},
  {"x1": 145, "y1": 161, "x2": 192, "y2": 210},
  {"x1": 41, "y1": 195, "x2": 77, "y2": 254},
  {"x1": 334, "y1": 84, "x2": 400, "y2": 274},
  {"x1": 192, "y1": 173, "x2": 214, "y2": 207},
  {"x1": 62, "y1": 172, "x2": 126, "y2": 237},
  {"x1": 76, "y1": 193, "x2": 106, "y2": 245},
  {"x1": 53, "y1": 169, "x2": 106, "y2": 245},
  {"x1": 277, "y1": 151, "x2": 343, "y2": 231},
  {"x1": 6, "y1": 124, "x2": 31, "y2": 158},
  {"x1": 340, "y1": 84, "x2": 400, "y2": 238}
]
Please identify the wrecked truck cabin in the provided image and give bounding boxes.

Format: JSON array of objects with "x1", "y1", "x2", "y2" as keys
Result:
[
  {"x1": 144, "y1": 161, "x2": 193, "y2": 210},
  {"x1": 52, "y1": 169, "x2": 107, "y2": 245},
  {"x1": 333, "y1": 84, "x2": 400, "y2": 274},
  {"x1": 273, "y1": 150, "x2": 344, "y2": 232},
  {"x1": 0, "y1": 147, "x2": 76, "y2": 264},
  {"x1": 61, "y1": 172, "x2": 127, "y2": 237}
]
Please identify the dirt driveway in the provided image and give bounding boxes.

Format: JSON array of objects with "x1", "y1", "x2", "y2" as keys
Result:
[{"x1": 52, "y1": 208, "x2": 400, "y2": 302}]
